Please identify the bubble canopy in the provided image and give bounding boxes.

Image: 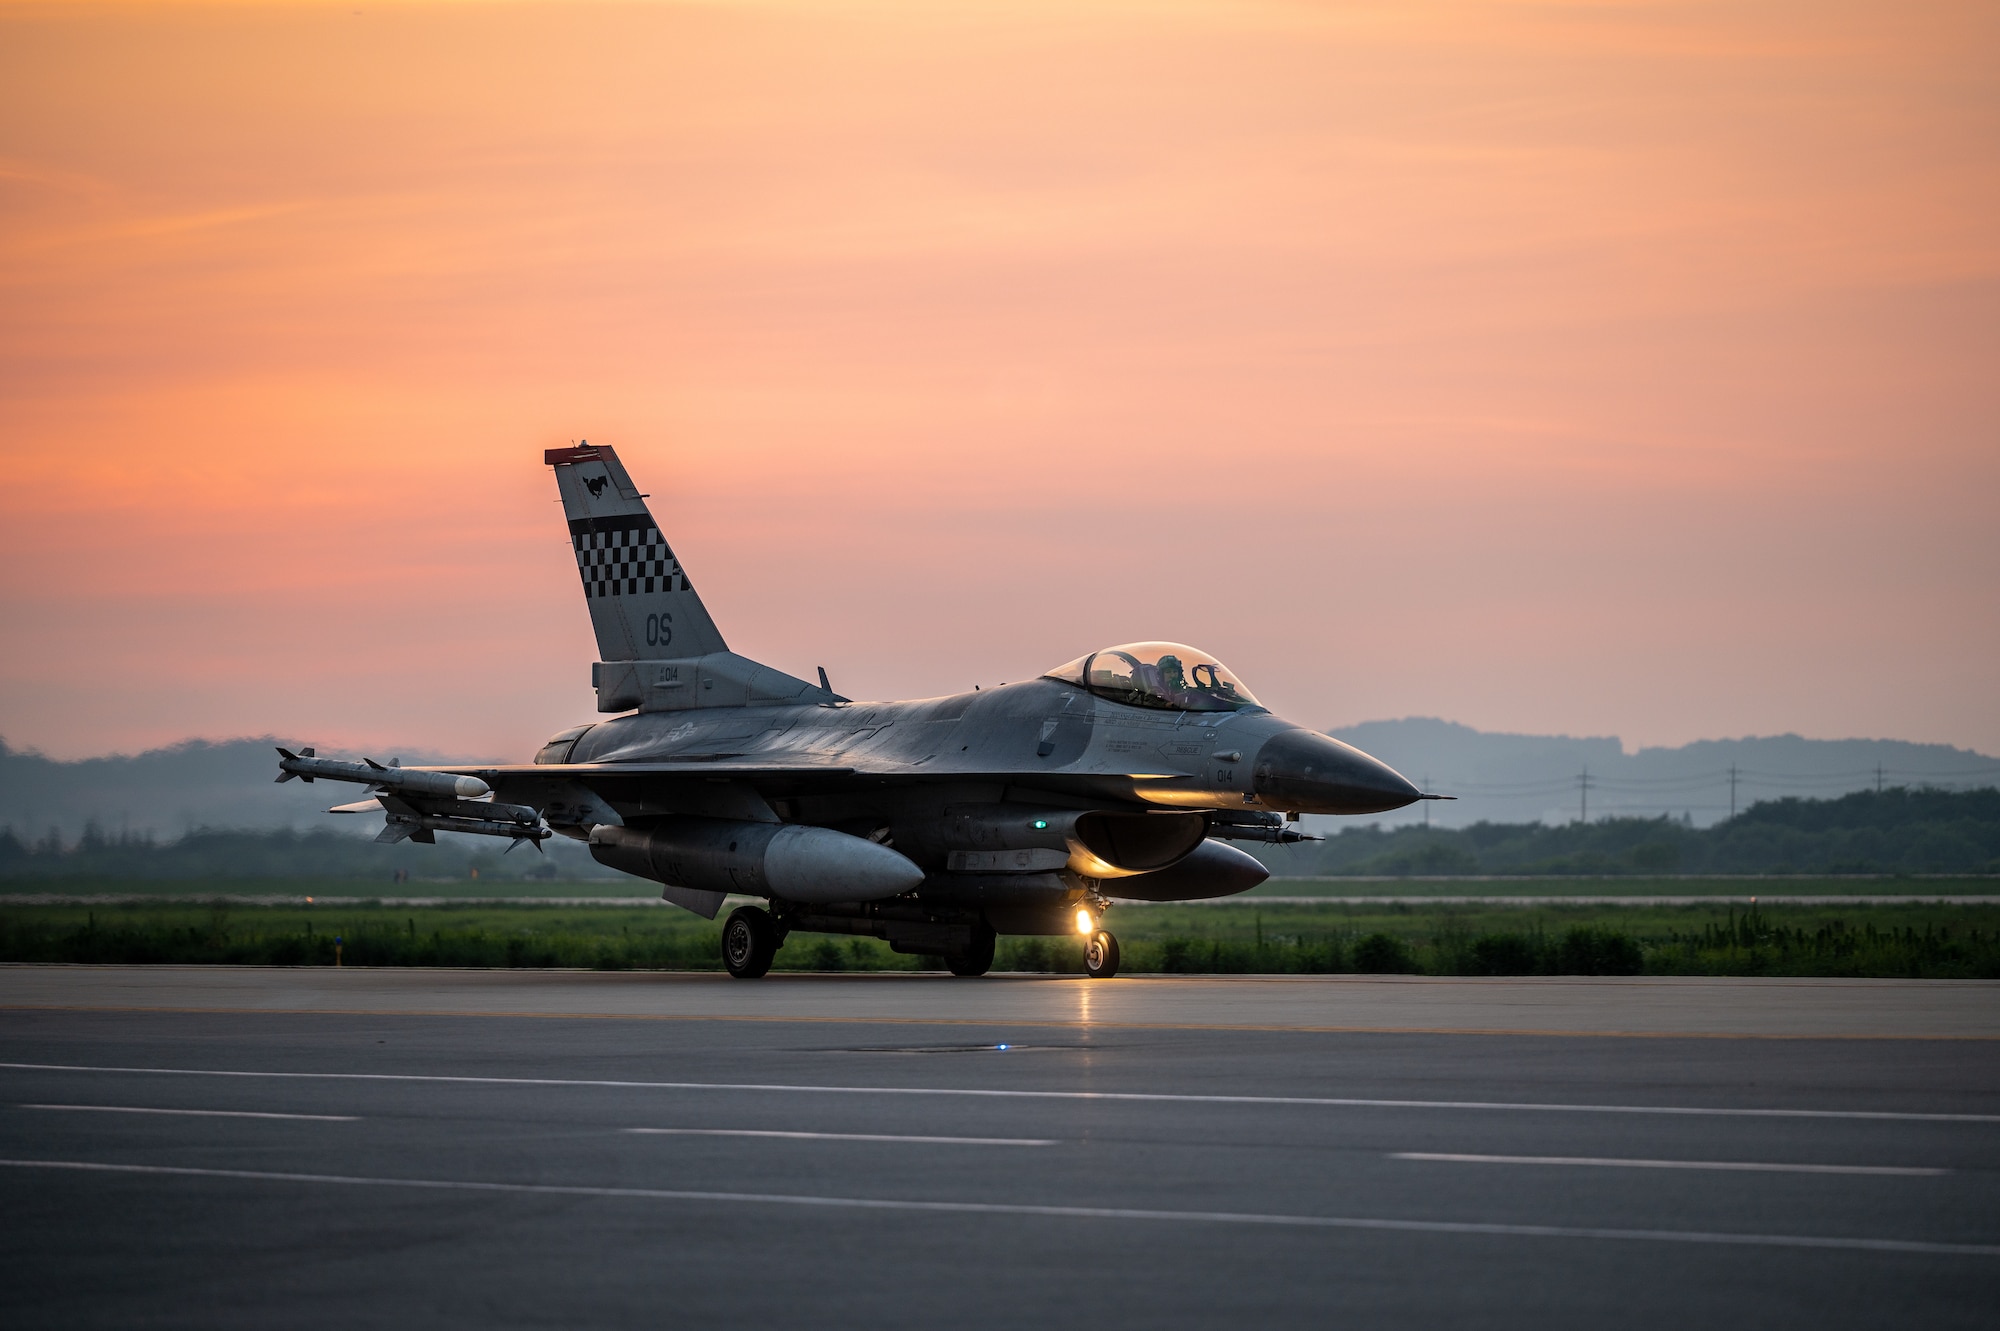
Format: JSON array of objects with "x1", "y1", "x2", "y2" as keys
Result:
[{"x1": 1045, "y1": 642, "x2": 1266, "y2": 714}]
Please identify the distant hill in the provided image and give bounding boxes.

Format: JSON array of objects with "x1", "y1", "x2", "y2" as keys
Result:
[
  {"x1": 1327, "y1": 719, "x2": 2000, "y2": 829},
  {"x1": 0, "y1": 825, "x2": 615, "y2": 882},
  {"x1": 0, "y1": 737, "x2": 478, "y2": 844},
  {"x1": 1256, "y1": 786, "x2": 2000, "y2": 877},
  {"x1": 5, "y1": 725, "x2": 1997, "y2": 850},
  {"x1": 0, "y1": 735, "x2": 622, "y2": 881}
]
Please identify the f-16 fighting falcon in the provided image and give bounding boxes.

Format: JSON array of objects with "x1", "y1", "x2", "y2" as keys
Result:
[{"x1": 278, "y1": 444, "x2": 1440, "y2": 978}]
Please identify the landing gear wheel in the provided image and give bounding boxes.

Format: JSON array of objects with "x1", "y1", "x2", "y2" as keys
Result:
[
  {"x1": 721, "y1": 906, "x2": 779, "y2": 979},
  {"x1": 1083, "y1": 929, "x2": 1120, "y2": 979},
  {"x1": 947, "y1": 924, "x2": 997, "y2": 978}
]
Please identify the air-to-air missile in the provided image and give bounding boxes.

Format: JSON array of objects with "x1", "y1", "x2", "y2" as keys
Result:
[
  {"x1": 276, "y1": 747, "x2": 549, "y2": 848},
  {"x1": 275, "y1": 747, "x2": 490, "y2": 798}
]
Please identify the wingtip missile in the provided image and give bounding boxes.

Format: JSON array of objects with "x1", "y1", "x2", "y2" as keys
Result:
[{"x1": 274, "y1": 750, "x2": 490, "y2": 799}]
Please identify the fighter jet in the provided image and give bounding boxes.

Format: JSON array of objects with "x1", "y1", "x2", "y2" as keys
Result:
[{"x1": 278, "y1": 443, "x2": 1437, "y2": 978}]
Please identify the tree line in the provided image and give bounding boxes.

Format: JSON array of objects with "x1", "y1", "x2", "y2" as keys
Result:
[
  {"x1": 4, "y1": 786, "x2": 1996, "y2": 880},
  {"x1": 1258, "y1": 786, "x2": 2000, "y2": 876}
]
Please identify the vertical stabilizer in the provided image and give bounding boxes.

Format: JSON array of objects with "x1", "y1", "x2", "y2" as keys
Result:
[{"x1": 546, "y1": 443, "x2": 728, "y2": 663}]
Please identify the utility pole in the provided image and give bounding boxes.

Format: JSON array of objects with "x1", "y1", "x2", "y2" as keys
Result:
[
  {"x1": 1728, "y1": 764, "x2": 1739, "y2": 820},
  {"x1": 1876, "y1": 763, "x2": 1884, "y2": 794},
  {"x1": 1423, "y1": 774, "x2": 1431, "y2": 829},
  {"x1": 1578, "y1": 766, "x2": 1592, "y2": 824}
]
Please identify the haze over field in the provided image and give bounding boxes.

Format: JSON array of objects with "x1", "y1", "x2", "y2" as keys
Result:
[{"x1": 1, "y1": 1, "x2": 1995, "y2": 762}]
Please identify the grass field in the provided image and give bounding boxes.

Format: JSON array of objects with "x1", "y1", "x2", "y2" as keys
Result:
[
  {"x1": 0, "y1": 876, "x2": 655, "y2": 901},
  {"x1": 6, "y1": 874, "x2": 1996, "y2": 902},
  {"x1": 4, "y1": 898, "x2": 1996, "y2": 978},
  {"x1": 1249, "y1": 875, "x2": 2000, "y2": 898}
]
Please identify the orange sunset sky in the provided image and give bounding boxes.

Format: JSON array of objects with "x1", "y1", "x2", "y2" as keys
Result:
[{"x1": 1, "y1": 0, "x2": 1996, "y2": 762}]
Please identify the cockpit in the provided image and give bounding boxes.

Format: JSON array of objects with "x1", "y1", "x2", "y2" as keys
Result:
[{"x1": 1044, "y1": 642, "x2": 1266, "y2": 714}]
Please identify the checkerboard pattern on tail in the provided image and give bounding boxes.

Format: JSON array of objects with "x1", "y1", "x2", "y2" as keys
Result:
[
  {"x1": 546, "y1": 441, "x2": 730, "y2": 662},
  {"x1": 573, "y1": 516, "x2": 693, "y2": 599}
]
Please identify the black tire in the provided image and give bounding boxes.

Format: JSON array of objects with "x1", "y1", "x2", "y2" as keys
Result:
[
  {"x1": 721, "y1": 906, "x2": 778, "y2": 979},
  {"x1": 946, "y1": 924, "x2": 997, "y2": 978},
  {"x1": 1083, "y1": 929, "x2": 1120, "y2": 979}
]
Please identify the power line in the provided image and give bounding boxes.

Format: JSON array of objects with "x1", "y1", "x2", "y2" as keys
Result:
[{"x1": 1423, "y1": 766, "x2": 2000, "y2": 797}]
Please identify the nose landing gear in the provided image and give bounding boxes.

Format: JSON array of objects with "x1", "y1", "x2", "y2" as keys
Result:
[{"x1": 1083, "y1": 928, "x2": 1120, "y2": 979}]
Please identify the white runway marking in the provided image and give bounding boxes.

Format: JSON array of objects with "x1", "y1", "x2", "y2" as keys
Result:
[
  {"x1": 18, "y1": 1103, "x2": 358, "y2": 1122},
  {"x1": 625, "y1": 1128, "x2": 1055, "y2": 1145},
  {"x1": 1, "y1": 1158, "x2": 1993, "y2": 1257},
  {"x1": 3, "y1": 1062, "x2": 1992, "y2": 1123},
  {"x1": 1392, "y1": 1152, "x2": 1949, "y2": 1176}
]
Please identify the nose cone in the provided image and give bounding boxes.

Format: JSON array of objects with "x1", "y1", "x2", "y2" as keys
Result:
[{"x1": 1252, "y1": 729, "x2": 1422, "y2": 815}]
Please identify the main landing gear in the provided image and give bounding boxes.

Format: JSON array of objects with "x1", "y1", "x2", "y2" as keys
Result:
[
  {"x1": 1083, "y1": 929, "x2": 1120, "y2": 979},
  {"x1": 946, "y1": 924, "x2": 997, "y2": 978},
  {"x1": 720, "y1": 907, "x2": 1116, "y2": 980},
  {"x1": 722, "y1": 905, "x2": 780, "y2": 979}
]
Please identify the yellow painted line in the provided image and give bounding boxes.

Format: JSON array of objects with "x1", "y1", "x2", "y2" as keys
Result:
[{"x1": 2, "y1": 1002, "x2": 1995, "y2": 1041}]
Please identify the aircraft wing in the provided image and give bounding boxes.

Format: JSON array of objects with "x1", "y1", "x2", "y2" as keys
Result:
[
  {"x1": 403, "y1": 761, "x2": 1200, "y2": 813},
  {"x1": 416, "y1": 761, "x2": 1191, "y2": 786},
  {"x1": 424, "y1": 762, "x2": 857, "y2": 779}
]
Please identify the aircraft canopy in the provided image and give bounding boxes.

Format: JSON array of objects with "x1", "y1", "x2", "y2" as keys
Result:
[{"x1": 1044, "y1": 642, "x2": 1265, "y2": 714}]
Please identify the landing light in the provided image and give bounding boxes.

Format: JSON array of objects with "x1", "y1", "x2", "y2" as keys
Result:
[{"x1": 1075, "y1": 908, "x2": 1095, "y2": 935}]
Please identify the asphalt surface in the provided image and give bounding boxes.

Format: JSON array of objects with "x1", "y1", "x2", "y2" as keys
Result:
[
  {"x1": 8, "y1": 965, "x2": 1996, "y2": 1038},
  {"x1": 2, "y1": 969, "x2": 1997, "y2": 1329}
]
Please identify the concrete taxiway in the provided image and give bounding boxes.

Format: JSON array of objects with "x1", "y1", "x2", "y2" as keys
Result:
[{"x1": 2, "y1": 967, "x2": 1996, "y2": 1329}]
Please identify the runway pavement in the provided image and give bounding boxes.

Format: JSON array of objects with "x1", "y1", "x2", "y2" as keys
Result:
[
  {"x1": 2, "y1": 967, "x2": 1996, "y2": 1328},
  {"x1": 5, "y1": 963, "x2": 1997, "y2": 1038}
]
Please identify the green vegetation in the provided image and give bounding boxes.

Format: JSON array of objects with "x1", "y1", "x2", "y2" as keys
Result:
[
  {"x1": 1248, "y1": 875, "x2": 1998, "y2": 897},
  {"x1": 0, "y1": 875, "x2": 656, "y2": 900},
  {"x1": 0, "y1": 826, "x2": 619, "y2": 883},
  {"x1": 7, "y1": 873, "x2": 1992, "y2": 902},
  {"x1": 4, "y1": 899, "x2": 1996, "y2": 979},
  {"x1": 9, "y1": 787, "x2": 1995, "y2": 885},
  {"x1": 1257, "y1": 787, "x2": 2000, "y2": 876}
]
